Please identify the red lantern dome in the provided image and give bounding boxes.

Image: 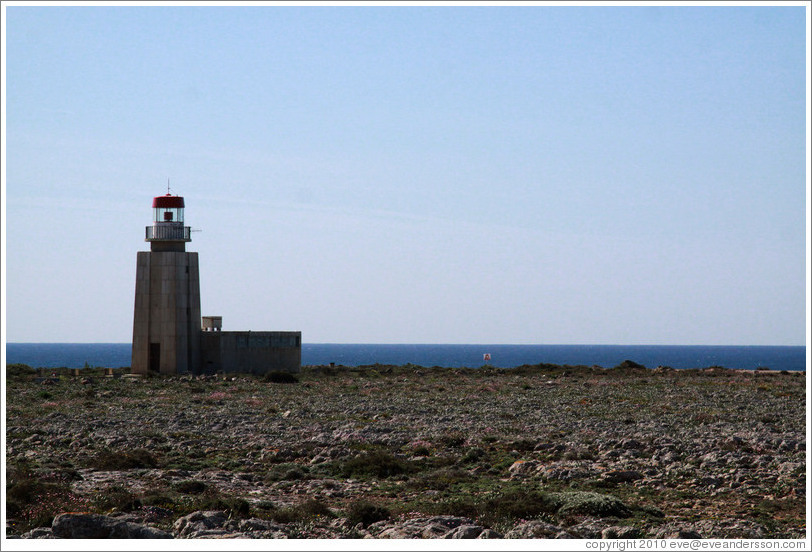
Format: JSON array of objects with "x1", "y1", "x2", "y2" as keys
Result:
[{"x1": 152, "y1": 194, "x2": 185, "y2": 209}]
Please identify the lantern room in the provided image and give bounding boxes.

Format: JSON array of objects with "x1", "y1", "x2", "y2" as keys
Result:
[{"x1": 153, "y1": 194, "x2": 185, "y2": 223}]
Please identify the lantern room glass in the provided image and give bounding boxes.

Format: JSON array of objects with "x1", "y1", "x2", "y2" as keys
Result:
[{"x1": 153, "y1": 206, "x2": 184, "y2": 223}]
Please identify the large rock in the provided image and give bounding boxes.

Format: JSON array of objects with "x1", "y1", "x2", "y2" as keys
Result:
[
  {"x1": 602, "y1": 526, "x2": 643, "y2": 539},
  {"x1": 476, "y1": 528, "x2": 504, "y2": 539},
  {"x1": 567, "y1": 520, "x2": 604, "y2": 539},
  {"x1": 51, "y1": 513, "x2": 172, "y2": 539},
  {"x1": 601, "y1": 470, "x2": 644, "y2": 484},
  {"x1": 508, "y1": 460, "x2": 541, "y2": 477},
  {"x1": 443, "y1": 525, "x2": 484, "y2": 539},
  {"x1": 504, "y1": 520, "x2": 572, "y2": 539},
  {"x1": 692, "y1": 519, "x2": 767, "y2": 539},
  {"x1": 654, "y1": 525, "x2": 703, "y2": 539},
  {"x1": 225, "y1": 518, "x2": 288, "y2": 538},
  {"x1": 20, "y1": 528, "x2": 56, "y2": 539},
  {"x1": 662, "y1": 530, "x2": 703, "y2": 539},
  {"x1": 539, "y1": 464, "x2": 597, "y2": 481},
  {"x1": 373, "y1": 516, "x2": 473, "y2": 539},
  {"x1": 619, "y1": 438, "x2": 646, "y2": 450},
  {"x1": 173, "y1": 510, "x2": 229, "y2": 538}
]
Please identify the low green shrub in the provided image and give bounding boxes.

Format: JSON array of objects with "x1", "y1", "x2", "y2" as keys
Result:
[
  {"x1": 264, "y1": 463, "x2": 309, "y2": 482},
  {"x1": 93, "y1": 485, "x2": 141, "y2": 512},
  {"x1": 410, "y1": 445, "x2": 431, "y2": 457},
  {"x1": 414, "y1": 488, "x2": 556, "y2": 527},
  {"x1": 6, "y1": 364, "x2": 36, "y2": 380},
  {"x1": 339, "y1": 449, "x2": 414, "y2": 479},
  {"x1": 5, "y1": 463, "x2": 90, "y2": 534},
  {"x1": 419, "y1": 496, "x2": 481, "y2": 520},
  {"x1": 254, "y1": 500, "x2": 277, "y2": 511},
  {"x1": 88, "y1": 448, "x2": 158, "y2": 470},
  {"x1": 481, "y1": 489, "x2": 559, "y2": 525},
  {"x1": 411, "y1": 488, "x2": 630, "y2": 527},
  {"x1": 192, "y1": 494, "x2": 251, "y2": 518},
  {"x1": 438, "y1": 432, "x2": 466, "y2": 448},
  {"x1": 270, "y1": 498, "x2": 333, "y2": 524},
  {"x1": 44, "y1": 467, "x2": 83, "y2": 483},
  {"x1": 264, "y1": 371, "x2": 299, "y2": 384},
  {"x1": 563, "y1": 448, "x2": 596, "y2": 461},
  {"x1": 140, "y1": 490, "x2": 176, "y2": 509},
  {"x1": 405, "y1": 467, "x2": 473, "y2": 491},
  {"x1": 611, "y1": 360, "x2": 648, "y2": 371},
  {"x1": 345, "y1": 500, "x2": 391, "y2": 527},
  {"x1": 459, "y1": 447, "x2": 486, "y2": 464},
  {"x1": 172, "y1": 480, "x2": 208, "y2": 495},
  {"x1": 549, "y1": 491, "x2": 631, "y2": 518},
  {"x1": 508, "y1": 438, "x2": 536, "y2": 452}
]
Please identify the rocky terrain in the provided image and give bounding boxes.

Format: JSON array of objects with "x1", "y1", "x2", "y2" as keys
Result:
[{"x1": 4, "y1": 362, "x2": 806, "y2": 539}]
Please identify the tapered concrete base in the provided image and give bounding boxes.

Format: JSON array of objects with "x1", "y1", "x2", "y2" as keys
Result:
[{"x1": 131, "y1": 251, "x2": 201, "y2": 374}]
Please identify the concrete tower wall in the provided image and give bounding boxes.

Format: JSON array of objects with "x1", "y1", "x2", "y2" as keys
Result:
[{"x1": 131, "y1": 251, "x2": 201, "y2": 374}]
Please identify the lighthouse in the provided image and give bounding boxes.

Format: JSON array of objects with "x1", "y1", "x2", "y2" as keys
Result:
[
  {"x1": 131, "y1": 191, "x2": 301, "y2": 375},
  {"x1": 131, "y1": 193, "x2": 201, "y2": 374}
]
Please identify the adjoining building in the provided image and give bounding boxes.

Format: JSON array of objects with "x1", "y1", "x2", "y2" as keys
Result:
[
  {"x1": 131, "y1": 193, "x2": 301, "y2": 375},
  {"x1": 200, "y1": 330, "x2": 301, "y2": 375}
]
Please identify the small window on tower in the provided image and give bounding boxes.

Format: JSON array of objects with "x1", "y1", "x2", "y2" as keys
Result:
[{"x1": 164, "y1": 211, "x2": 174, "y2": 221}]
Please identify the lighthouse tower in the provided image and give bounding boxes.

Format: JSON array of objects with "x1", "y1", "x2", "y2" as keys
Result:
[{"x1": 131, "y1": 193, "x2": 201, "y2": 374}]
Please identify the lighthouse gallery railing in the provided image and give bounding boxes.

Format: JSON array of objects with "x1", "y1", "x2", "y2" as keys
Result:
[{"x1": 146, "y1": 225, "x2": 191, "y2": 241}]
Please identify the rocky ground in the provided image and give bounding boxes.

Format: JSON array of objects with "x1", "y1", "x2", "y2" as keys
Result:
[{"x1": 4, "y1": 362, "x2": 807, "y2": 540}]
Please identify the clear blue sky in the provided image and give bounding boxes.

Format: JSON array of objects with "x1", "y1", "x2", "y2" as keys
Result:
[{"x1": 2, "y1": 3, "x2": 809, "y2": 345}]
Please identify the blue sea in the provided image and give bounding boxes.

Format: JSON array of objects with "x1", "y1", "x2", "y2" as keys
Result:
[{"x1": 4, "y1": 343, "x2": 807, "y2": 371}]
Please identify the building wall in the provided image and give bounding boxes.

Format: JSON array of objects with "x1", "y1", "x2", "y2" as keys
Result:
[
  {"x1": 200, "y1": 331, "x2": 221, "y2": 374},
  {"x1": 131, "y1": 251, "x2": 201, "y2": 374},
  {"x1": 200, "y1": 331, "x2": 301, "y2": 374}
]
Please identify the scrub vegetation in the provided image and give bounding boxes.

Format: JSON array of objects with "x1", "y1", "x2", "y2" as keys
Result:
[{"x1": 5, "y1": 362, "x2": 806, "y2": 538}]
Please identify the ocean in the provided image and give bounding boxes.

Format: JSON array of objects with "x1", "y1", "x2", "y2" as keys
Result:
[{"x1": 4, "y1": 343, "x2": 807, "y2": 371}]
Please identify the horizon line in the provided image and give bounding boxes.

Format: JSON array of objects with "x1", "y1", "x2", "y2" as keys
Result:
[{"x1": 5, "y1": 341, "x2": 807, "y2": 348}]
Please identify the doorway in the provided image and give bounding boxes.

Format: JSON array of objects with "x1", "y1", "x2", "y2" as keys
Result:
[{"x1": 149, "y1": 343, "x2": 160, "y2": 373}]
